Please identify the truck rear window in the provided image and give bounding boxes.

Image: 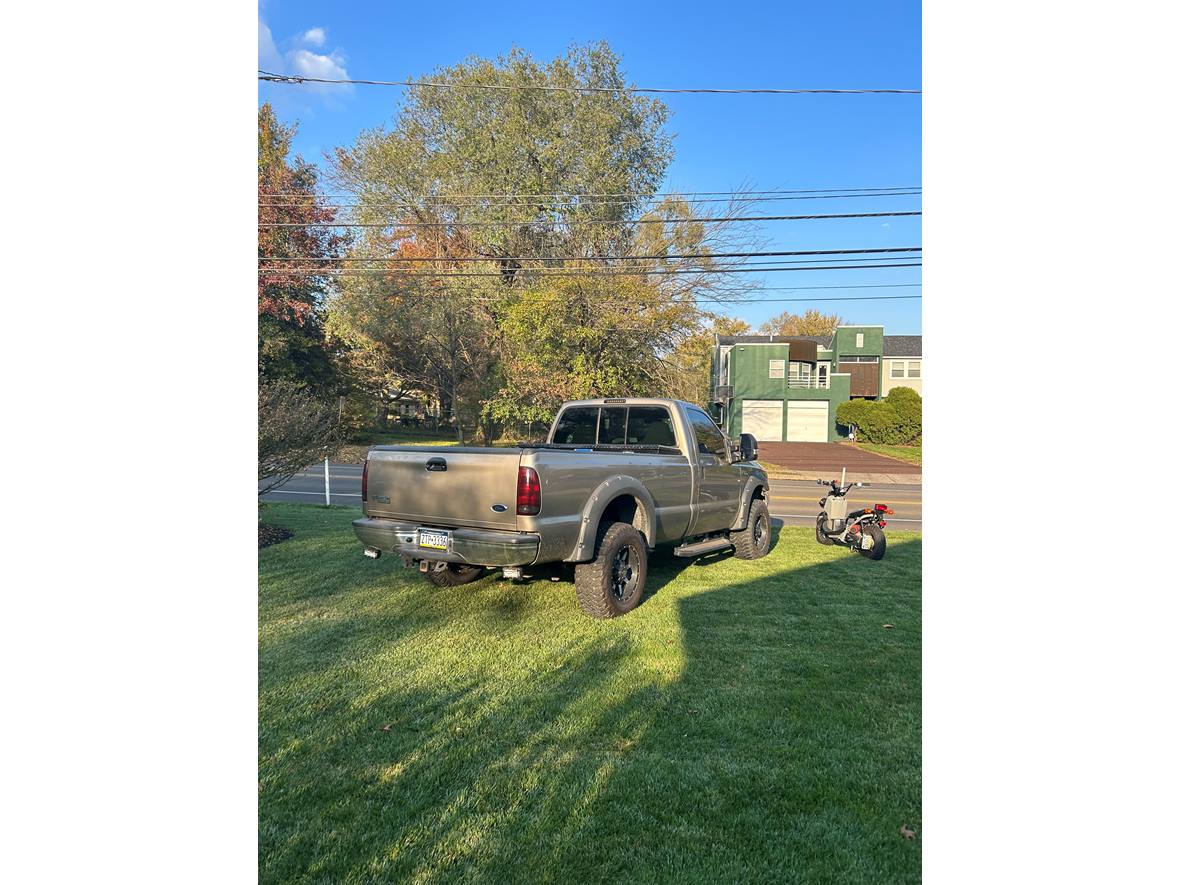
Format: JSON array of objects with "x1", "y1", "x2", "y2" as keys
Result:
[
  {"x1": 552, "y1": 404, "x2": 678, "y2": 448},
  {"x1": 628, "y1": 406, "x2": 676, "y2": 446},
  {"x1": 552, "y1": 407, "x2": 598, "y2": 444}
]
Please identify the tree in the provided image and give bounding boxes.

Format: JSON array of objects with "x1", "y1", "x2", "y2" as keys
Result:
[
  {"x1": 659, "y1": 316, "x2": 752, "y2": 406},
  {"x1": 258, "y1": 379, "x2": 343, "y2": 494},
  {"x1": 258, "y1": 104, "x2": 347, "y2": 391},
  {"x1": 758, "y1": 309, "x2": 843, "y2": 337},
  {"x1": 326, "y1": 44, "x2": 757, "y2": 439}
]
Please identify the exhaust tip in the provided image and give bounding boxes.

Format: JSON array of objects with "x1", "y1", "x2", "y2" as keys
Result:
[{"x1": 363, "y1": 547, "x2": 381, "y2": 559}]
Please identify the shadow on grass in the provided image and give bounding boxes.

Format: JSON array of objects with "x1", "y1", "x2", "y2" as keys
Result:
[{"x1": 259, "y1": 508, "x2": 921, "y2": 884}]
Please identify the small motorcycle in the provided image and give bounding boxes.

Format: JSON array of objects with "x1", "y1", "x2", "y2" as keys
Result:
[{"x1": 814, "y1": 472, "x2": 893, "y2": 560}]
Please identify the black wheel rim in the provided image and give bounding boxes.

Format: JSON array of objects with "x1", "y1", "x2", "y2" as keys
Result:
[
  {"x1": 753, "y1": 514, "x2": 768, "y2": 548},
  {"x1": 610, "y1": 544, "x2": 641, "y2": 603}
]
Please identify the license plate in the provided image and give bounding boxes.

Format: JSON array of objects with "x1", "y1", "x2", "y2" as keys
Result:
[{"x1": 418, "y1": 529, "x2": 450, "y2": 551}]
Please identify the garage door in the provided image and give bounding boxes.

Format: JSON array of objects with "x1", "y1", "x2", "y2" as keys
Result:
[
  {"x1": 786, "y1": 401, "x2": 829, "y2": 442},
  {"x1": 741, "y1": 400, "x2": 783, "y2": 442}
]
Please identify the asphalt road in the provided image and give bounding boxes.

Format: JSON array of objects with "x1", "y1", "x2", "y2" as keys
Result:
[{"x1": 260, "y1": 463, "x2": 922, "y2": 530}]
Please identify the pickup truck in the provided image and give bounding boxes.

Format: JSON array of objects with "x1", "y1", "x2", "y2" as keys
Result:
[{"x1": 352, "y1": 398, "x2": 770, "y2": 618}]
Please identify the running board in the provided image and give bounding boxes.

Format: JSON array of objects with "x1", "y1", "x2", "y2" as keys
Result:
[{"x1": 673, "y1": 537, "x2": 733, "y2": 558}]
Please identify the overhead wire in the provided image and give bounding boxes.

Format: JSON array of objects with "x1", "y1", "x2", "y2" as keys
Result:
[
  {"x1": 258, "y1": 70, "x2": 920, "y2": 95},
  {"x1": 259, "y1": 210, "x2": 922, "y2": 229},
  {"x1": 258, "y1": 247, "x2": 922, "y2": 263},
  {"x1": 260, "y1": 186, "x2": 920, "y2": 200},
  {"x1": 258, "y1": 262, "x2": 921, "y2": 278},
  {"x1": 258, "y1": 190, "x2": 921, "y2": 209}
]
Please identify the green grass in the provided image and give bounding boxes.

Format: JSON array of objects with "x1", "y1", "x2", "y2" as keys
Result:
[
  {"x1": 260, "y1": 504, "x2": 921, "y2": 883},
  {"x1": 853, "y1": 442, "x2": 922, "y2": 467},
  {"x1": 352, "y1": 428, "x2": 461, "y2": 447}
]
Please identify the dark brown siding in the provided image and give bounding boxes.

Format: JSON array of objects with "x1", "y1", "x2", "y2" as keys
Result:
[
  {"x1": 784, "y1": 339, "x2": 818, "y2": 362},
  {"x1": 839, "y1": 362, "x2": 879, "y2": 397}
]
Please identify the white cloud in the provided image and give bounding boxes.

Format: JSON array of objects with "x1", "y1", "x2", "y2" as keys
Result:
[
  {"x1": 258, "y1": 18, "x2": 351, "y2": 100},
  {"x1": 300, "y1": 27, "x2": 326, "y2": 47},
  {"x1": 258, "y1": 19, "x2": 281, "y2": 72},
  {"x1": 289, "y1": 48, "x2": 348, "y2": 82}
]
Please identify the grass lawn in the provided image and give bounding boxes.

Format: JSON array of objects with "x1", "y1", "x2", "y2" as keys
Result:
[
  {"x1": 260, "y1": 503, "x2": 921, "y2": 883},
  {"x1": 853, "y1": 442, "x2": 922, "y2": 467}
]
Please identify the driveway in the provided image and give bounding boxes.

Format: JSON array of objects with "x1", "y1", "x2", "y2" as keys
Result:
[{"x1": 757, "y1": 441, "x2": 922, "y2": 475}]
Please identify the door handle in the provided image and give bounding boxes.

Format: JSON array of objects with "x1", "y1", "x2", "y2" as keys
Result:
[{"x1": 425, "y1": 457, "x2": 447, "y2": 472}]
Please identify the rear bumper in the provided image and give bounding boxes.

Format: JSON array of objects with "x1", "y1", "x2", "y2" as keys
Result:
[{"x1": 352, "y1": 517, "x2": 540, "y2": 567}]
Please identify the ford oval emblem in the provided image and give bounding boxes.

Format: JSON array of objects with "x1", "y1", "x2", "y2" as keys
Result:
[{"x1": 490, "y1": 503, "x2": 508, "y2": 513}]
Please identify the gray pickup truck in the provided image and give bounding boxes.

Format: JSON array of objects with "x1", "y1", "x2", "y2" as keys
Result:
[{"x1": 353, "y1": 398, "x2": 770, "y2": 618}]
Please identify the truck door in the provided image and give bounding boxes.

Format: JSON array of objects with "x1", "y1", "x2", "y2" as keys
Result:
[{"x1": 685, "y1": 406, "x2": 744, "y2": 534}]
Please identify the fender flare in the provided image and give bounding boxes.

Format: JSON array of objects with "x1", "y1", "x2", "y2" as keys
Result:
[
  {"x1": 568, "y1": 475, "x2": 659, "y2": 562},
  {"x1": 730, "y1": 475, "x2": 770, "y2": 531}
]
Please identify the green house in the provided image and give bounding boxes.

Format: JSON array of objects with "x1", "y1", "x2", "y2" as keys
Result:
[{"x1": 710, "y1": 327, "x2": 921, "y2": 443}]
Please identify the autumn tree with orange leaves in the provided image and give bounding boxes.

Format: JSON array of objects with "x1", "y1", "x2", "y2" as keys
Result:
[{"x1": 258, "y1": 103, "x2": 348, "y2": 391}]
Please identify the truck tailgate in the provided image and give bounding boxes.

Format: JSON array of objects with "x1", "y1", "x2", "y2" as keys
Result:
[{"x1": 364, "y1": 446, "x2": 523, "y2": 531}]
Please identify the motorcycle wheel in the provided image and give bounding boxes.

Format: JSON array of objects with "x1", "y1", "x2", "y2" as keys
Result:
[
  {"x1": 815, "y1": 515, "x2": 835, "y2": 545},
  {"x1": 855, "y1": 523, "x2": 887, "y2": 560}
]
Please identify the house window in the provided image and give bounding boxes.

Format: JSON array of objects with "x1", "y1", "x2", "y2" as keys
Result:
[
  {"x1": 891, "y1": 361, "x2": 905, "y2": 378},
  {"x1": 769, "y1": 359, "x2": 785, "y2": 379},
  {"x1": 908, "y1": 361, "x2": 921, "y2": 378},
  {"x1": 856, "y1": 333, "x2": 864, "y2": 348}
]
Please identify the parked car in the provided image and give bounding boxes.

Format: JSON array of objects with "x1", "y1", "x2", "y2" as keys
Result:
[{"x1": 353, "y1": 398, "x2": 770, "y2": 618}]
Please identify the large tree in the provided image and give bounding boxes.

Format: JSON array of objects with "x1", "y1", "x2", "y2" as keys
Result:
[
  {"x1": 258, "y1": 103, "x2": 346, "y2": 391},
  {"x1": 327, "y1": 44, "x2": 756, "y2": 439},
  {"x1": 758, "y1": 308, "x2": 843, "y2": 337},
  {"x1": 659, "y1": 316, "x2": 752, "y2": 406}
]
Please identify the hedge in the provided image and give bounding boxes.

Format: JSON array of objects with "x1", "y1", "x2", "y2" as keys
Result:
[{"x1": 836, "y1": 388, "x2": 921, "y2": 444}]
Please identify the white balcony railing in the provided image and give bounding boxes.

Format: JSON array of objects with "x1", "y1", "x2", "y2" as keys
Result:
[{"x1": 785, "y1": 376, "x2": 830, "y2": 389}]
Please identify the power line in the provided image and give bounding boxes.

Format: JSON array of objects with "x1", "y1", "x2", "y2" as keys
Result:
[
  {"x1": 258, "y1": 246, "x2": 922, "y2": 263},
  {"x1": 261, "y1": 186, "x2": 921, "y2": 200},
  {"x1": 258, "y1": 70, "x2": 920, "y2": 95},
  {"x1": 259, "y1": 210, "x2": 922, "y2": 229},
  {"x1": 258, "y1": 262, "x2": 921, "y2": 278},
  {"x1": 259, "y1": 191, "x2": 922, "y2": 209},
  {"x1": 750, "y1": 283, "x2": 920, "y2": 291}
]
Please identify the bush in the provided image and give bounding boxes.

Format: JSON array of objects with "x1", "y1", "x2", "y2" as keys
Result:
[
  {"x1": 884, "y1": 387, "x2": 922, "y2": 443},
  {"x1": 259, "y1": 379, "x2": 343, "y2": 495},
  {"x1": 836, "y1": 390, "x2": 921, "y2": 445}
]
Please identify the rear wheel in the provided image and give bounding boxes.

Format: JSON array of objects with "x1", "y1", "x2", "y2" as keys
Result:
[
  {"x1": 733, "y1": 498, "x2": 772, "y2": 559},
  {"x1": 855, "y1": 523, "x2": 887, "y2": 560},
  {"x1": 574, "y1": 522, "x2": 648, "y2": 619},
  {"x1": 425, "y1": 563, "x2": 485, "y2": 587}
]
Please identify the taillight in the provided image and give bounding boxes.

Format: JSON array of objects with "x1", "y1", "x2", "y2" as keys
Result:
[
  {"x1": 361, "y1": 459, "x2": 369, "y2": 503},
  {"x1": 516, "y1": 466, "x2": 541, "y2": 515},
  {"x1": 874, "y1": 504, "x2": 889, "y2": 511},
  {"x1": 879, "y1": 521, "x2": 888, "y2": 527}
]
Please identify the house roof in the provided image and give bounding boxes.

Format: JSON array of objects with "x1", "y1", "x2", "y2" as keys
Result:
[
  {"x1": 716, "y1": 334, "x2": 832, "y2": 347},
  {"x1": 883, "y1": 335, "x2": 922, "y2": 357}
]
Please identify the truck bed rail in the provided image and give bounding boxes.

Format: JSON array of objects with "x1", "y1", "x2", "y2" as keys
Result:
[{"x1": 518, "y1": 442, "x2": 685, "y2": 456}]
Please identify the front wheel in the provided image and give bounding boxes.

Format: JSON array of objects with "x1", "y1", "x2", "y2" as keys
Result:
[
  {"x1": 732, "y1": 498, "x2": 772, "y2": 559},
  {"x1": 855, "y1": 523, "x2": 887, "y2": 560},
  {"x1": 574, "y1": 522, "x2": 648, "y2": 619},
  {"x1": 815, "y1": 514, "x2": 835, "y2": 545}
]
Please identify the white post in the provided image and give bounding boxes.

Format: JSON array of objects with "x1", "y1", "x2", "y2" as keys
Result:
[
  {"x1": 840, "y1": 466, "x2": 846, "y2": 489},
  {"x1": 324, "y1": 457, "x2": 331, "y2": 506}
]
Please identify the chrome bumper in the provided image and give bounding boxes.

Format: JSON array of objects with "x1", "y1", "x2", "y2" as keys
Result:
[{"x1": 351, "y1": 517, "x2": 540, "y2": 567}]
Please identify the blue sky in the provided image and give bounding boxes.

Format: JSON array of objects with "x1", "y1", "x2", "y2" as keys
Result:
[{"x1": 259, "y1": 1, "x2": 921, "y2": 332}]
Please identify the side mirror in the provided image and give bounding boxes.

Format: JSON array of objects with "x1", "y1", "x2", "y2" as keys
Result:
[{"x1": 738, "y1": 433, "x2": 758, "y2": 461}]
